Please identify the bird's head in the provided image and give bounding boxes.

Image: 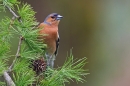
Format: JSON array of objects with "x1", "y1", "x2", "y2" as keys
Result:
[{"x1": 44, "y1": 13, "x2": 63, "y2": 26}]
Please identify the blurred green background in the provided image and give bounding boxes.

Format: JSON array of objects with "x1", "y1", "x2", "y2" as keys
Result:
[{"x1": 1, "y1": 0, "x2": 130, "y2": 86}]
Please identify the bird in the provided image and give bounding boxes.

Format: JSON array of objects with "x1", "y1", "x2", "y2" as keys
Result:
[{"x1": 38, "y1": 13, "x2": 63, "y2": 68}]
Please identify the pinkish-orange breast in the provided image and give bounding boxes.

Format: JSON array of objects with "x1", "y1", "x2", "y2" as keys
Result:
[{"x1": 39, "y1": 23, "x2": 58, "y2": 54}]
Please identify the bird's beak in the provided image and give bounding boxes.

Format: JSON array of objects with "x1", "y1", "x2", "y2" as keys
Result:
[{"x1": 56, "y1": 15, "x2": 63, "y2": 20}]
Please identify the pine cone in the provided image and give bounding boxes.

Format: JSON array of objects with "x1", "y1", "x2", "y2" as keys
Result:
[{"x1": 32, "y1": 57, "x2": 47, "y2": 75}]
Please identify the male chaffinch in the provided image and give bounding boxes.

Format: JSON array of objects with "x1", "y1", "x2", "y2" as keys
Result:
[{"x1": 38, "y1": 13, "x2": 63, "y2": 68}]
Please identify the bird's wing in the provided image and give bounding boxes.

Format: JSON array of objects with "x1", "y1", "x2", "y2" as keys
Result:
[{"x1": 54, "y1": 32, "x2": 60, "y2": 56}]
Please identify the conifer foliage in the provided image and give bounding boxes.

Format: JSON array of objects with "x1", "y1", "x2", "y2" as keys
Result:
[{"x1": 0, "y1": 0, "x2": 88, "y2": 86}]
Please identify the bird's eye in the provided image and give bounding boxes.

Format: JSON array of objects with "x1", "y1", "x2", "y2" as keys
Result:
[{"x1": 51, "y1": 16, "x2": 55, "y2": 19}]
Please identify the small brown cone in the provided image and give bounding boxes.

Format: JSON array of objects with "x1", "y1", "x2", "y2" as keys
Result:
[{"x1": 32, "y1": 57, "x2": 47, "y2": 75}]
